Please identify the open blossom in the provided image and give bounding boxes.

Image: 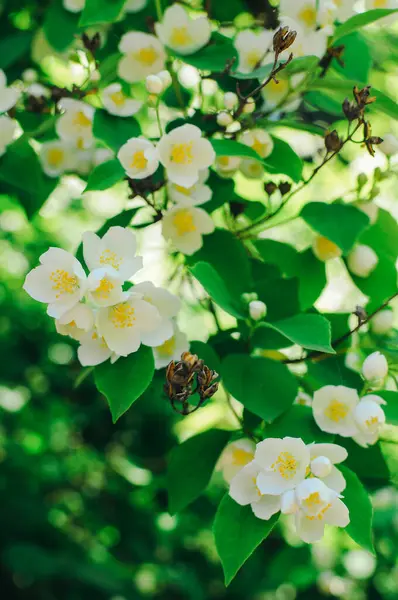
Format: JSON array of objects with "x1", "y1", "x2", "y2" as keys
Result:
[
  {"x1": 240, "y1": 129, "x2": 274, "y2": 159},
  {"x1": 362, "y1": 351, "x2": 388, "y2": 384},
  {"x1": 312, "y1": 235, "x2": 342, "y2": 262},
  {"x1": 218, "y1": 438, "x2": 256, "y2": 483},
  {"x1": 229, "y1": 460, "x2": 283, "y2": 521},
  {"x1": 354, "y1": 395, "x2": 386, "y2": 448},
  {"x1": 63, "y1": 0, "x2": 85, "y2": 12},
  {"x1": 167, "y1": 169, "x2": 212, "y2": 206},
  {"x1": 0, "y1": 69, "x2": 21, "y2": 113},
  {"x1": 255, "y1": 437, "x2": 310, "y2": 495},
  {"x1": 155, "y1": 3, "x2": 211, "y2": 55},
  {"x1": 118, "y1": 32, "x2": 166, "y2": 83},
  {"x1": 39, "y1": 140, "x2": 73, "y2": 177},
  {"x1": 234, "y1": 30, "x2": 274, "y2": 74},
  {"x1": 347, "y1": 244, "x2": 378, "y2": 278},
  {"x1": 355, "y1": 200, "x2": 379, "y2": 225},
  {"x1": 82, "y1": 226, "x2": 143, "y2": 281},
  {"x1": 295, "y1": 390, "x2": 312, "y2": 407},
  {"x1": 279, "y1": 0, "x2": 335, "y2": 32},
  {"x1": 56, "y1": 99, "x2": 94, "y2": 150},
  {"x1": 0, "y1": 115, "x2": 17, "y2": 157},
  {"x1": 331, "y1": 0, "x2": 355, "y2": 22},
  {"x1": 23, "y1": 248, "x2": 87, "y2": 318},
  {"x1": 132, "y1": 281, "x2": 181, "y2": 346},
  {"x1": 294, "y1": 478, "x2": 349, "y2": 543},
  {"x1": 157, "y1": 124, "x2": 215, "y2": 187},
  {"x1": 102, "y1": 83, "x2": 142, "y2": 117},
  {"x1": 216, "y1": 155, "x2": 242, "y2": 177},
  {"x1": 86, "y1": 268, "x2": 125, "y2": 307},
  {"x1": 162, "y1": 204, "x2": 215, "y2": 255},
  {"x1": 287, "y1": 20, "x2": 329, "y2": 59},
  {"x1": 77, "y1": 328, "x2": 117, "y2": 367},
  {"x1": 117, "y1": 137, "x2": 159, "y2": 179},
  {"x1": 153, "y1": 322, "x2": 189, "y2": 369},
  {"x1": 308, "y1": 443, "x2": 348, "y2": 493},
  {"x1": 312, "y1": 385, "x2": 359, "y2": 436},
  {"x1": 55, "y1": 303, "x2": 95, "y2": 341}
]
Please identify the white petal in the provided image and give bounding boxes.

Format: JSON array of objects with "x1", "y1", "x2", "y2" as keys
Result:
[
  {"x1": 251, "y1": 495, "x2": 281, "y2": 520},
  {"x1": 295, "y1": 511, "x2": 326, "y2": 543},
  {"x1": 140, "y1": 318, "x2": 173, "y2": 347},
  {"x1": 324, "y1": 498, "x2": 350, "y2": 528},
  {"x1": 309, "y1": 443, "x2": 348, "y2": 464},
  {"x1": 229, "y1": 461, "x2": 261, "y2": 506},
  {"x1": 322, "y1": 466, "x2": 347, "y2": 493}
]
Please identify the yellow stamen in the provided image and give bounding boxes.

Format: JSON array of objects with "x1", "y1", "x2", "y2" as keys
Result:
[
  {"x1": 131, "y1": 150, "x2": 148, "y2": 170},
  {"x1": 111, "y1": 303, "x2": 136, "y2": 328},
  {"x1": 305, "y1": 503, "x2": 331, "y2": 521},
  {"x1": 246, "y1": 50, "x2": 261, "y2": 70},
  {"x1": 314, "y1": 236, "x2": 341, "y2": 261},
  {"x1": 252, "y1": 477, "x2": 262, "y2": 497},
  {"x1": 50, "y1": 270, "x2": 78, "y2": 298},
  {"x1": 170, "y1": 142, "x2": 194, "y2": 165},
  {"x1": 170, "y1": 26, "x2": 192, "y2": 47},
  {"x1": 96, "y1": 277, "x2": 114, "y2": 299},
  {"x1": 218, "y1": 156, "x2": 231, "y2": 167},
  {"x1": 99, "y1": 249, "x2": 122, "y2": 271},
  {"x1": 303, "y1": 492, "x2": 322, "y2": 509},
  {"x1": 135, "y1": 46, "x2": 158, "y2": 66},
  {"x1": 252, "y1": 138, "x2": 266, "y2": 156},
  {"x1": 325, "y1": 399, "x2": 349, "y2": 423},
  {"x1": 110, "y1": 91, "x2": 126, "y2": 106},
  {"x1": 232, "y1": 448, "x2": 254, "y2": 466},
  {"x1": 298, "y1": 5, "x2": 317, "y2": 28},
  {"x1": 366, "y1": 416, "x2": 379, "y2": 427},
  {"x1": 156, "y1": 336, "x2": 176, "y2": 356},
  {"x1": 271, "y1": 451, "x2": 297, "y2": 480},
  {"x1": 174, "y1": 184, "x2": 193, "y2": 196},
  {"x1": 72, "y1": 111, "x2": 92, "y2": 128},
  {"x1": 47, "y1": 148, "x2": 64, "y2": 167},
  {"x1": 374, "y1": 0, "x2": 387, "y2": 6},
  {"x1": 173, "y1": 209, "x2": 196, "y2": 236}
]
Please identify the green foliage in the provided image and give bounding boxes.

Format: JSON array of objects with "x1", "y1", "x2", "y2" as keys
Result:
[
  {"x1": 254, "y1": 314, "x2": 334, "y2": 354},
  {"x1": 84, "y1": 159, "x2": 125, "y2": 192},
  {"x1": 93, "y1": 111, "x2": 141, "y2": 152},
  {"x1": 190, "y1": 262, "x2": 246, "y2": 319},
  {"x1": 265, "y1": 405, "x2": 334, "y2": 444},
  {"x1": 333, "y1": 8, "x2": 398, "y2": 42},
  {"x1": 79, "y1": 0, "x2": 126, "y2": 26},
  {"x1": 43, "y1": 0, "x2": 80, "y2": 52},
  {"x1": 264, "y1": 136, "x2": 303, "y2": 182},
  {"x1": 340, "y1": 466, "x2": 375, "y2": 554}
]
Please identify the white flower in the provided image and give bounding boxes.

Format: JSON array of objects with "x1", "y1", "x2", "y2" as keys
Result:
[
  {"x1": 362, "y1": 351, "x2": 388, "y2": 384},
  {"x1": 353, "y1": 396, "x2": 386, "y2": 448},
  {"x1": 27, "y1": 83, "x2": 50, "y2": 98},
  {"x1": 132, "y1": 281, "x2": 181, "y2": 346},
  {"x1": 255, "y1": 437, "x2": 310, "y2": 495},
  {"x1": 234, "y1": 30, "x2": 274, "y2": 74},
  {"x1": 82, "y1": 226, "x2": 143, "y2": 281},
  {"x1": 158, "y1": 70, "x2": 172, "y2": 89},
  {"x1": 280, "y1": 489, "x2": 299, "y2": 515},
  {"x1": 63, "y1": 0, "x2": 85, "y2": 12},
  {"x1": 308, "y1": 443, "x2": 348, "y2": 493},
  {"x1": 365, "y1": 0, "x2": 398, "y2": 14},
  {"x1": 294, "y1": 391, "x2": 312, "y2": 407},
  {"x1": 93, "y1": 147, "x2": 114, "y2": 166},
  {"x1": 124, "y1": 0, "x2": 147, "y2": 12},
  {"x1": 371, "y1": 309, "x2": 394, "y2": 335},
  {"x1": 288, "y1": 21, "x2": 329, "y2": 58},
  {"x1": 354, "y1": 200, "x2": 379, "y2": 225},
  {"x1": 167, "y1": 170, "x2": 212, "y2": 206},
  {"x1": 379, "y1": 133, "x2": 398, "y2": 156},
  {"x1": 23, "y1": 248, "x2": 87, "y2": 318},
  {"x1": 162, "y1": 204, "x2": 215, "y2": 255},
  {"x1": 312, "y1": 385, "x2": 359, "y2": 436},
  {"x1": 249, "y1": 300, "x2": 267, "y2": 321},
  {"x1": 55, "y1": 303, "x2": 95, "y2": 341},
  {"x1": 347, "y1": 244, "x2": 378, "y2": 278},
  {"x1": 224, "y1": 92, "x2": 238, "y2": 111},
  {"x1": 118, "y1": 32, "x2": 166, "y2": 83},
  {"x1": 155, "y1": 3, "x2": 211, "y2": 56},
  {"x1": 77, "y1": 328, "x2": 117, "y2": 366},
  {"x1": 312, "y1": 236, "x2": 342, "y2": 262},
  {"x1": 218, "y1": 438, "x2": 256, "y2": 483},
  {"x1": 294, "y1": 478, "x2": 349, "y2": 543},
  {"x1": 240, "y1": 159, "x2": 265, "y2": 179},
  {"x1": 86, "y1": 268, "x2": 125, "y2": 307},
  {"x1": 240, "y1": 128, "x2": 274, "y2": 159},
  {"x1": 145, "y1": 74, "x2": 163, "y2": 95},
  {"x1": 0, "y1": 69, "x2": 20, "y2": 113},
  {"x1": 332, "y1": 0, "x2": 355, "y2": 21},
  {"x1": 157, "y1": 124, "x2": 215, "y2": 187},
  {"x1": 0, "y1": 115, "x2": 17, "y2": 157},
  {"x1": 229, "y1": 461, "x2": 282, "y2": 520},
  {"x1": 39, "y1": 140, "x2": 73, "y2": 177},
  {"x1": 117, "y1": 137, "x2": 159, "y2": 180},
  {"x1": 216, "y1": 111, "x2": 234, "y2": 128},
  {"x1": 153, "y1": 322, "x2": 189, "y2": 369},
  {"x1": 216, "y1": 155, "x2": 242, "y2": 177},
  {"x1": 102, "y1": 83, "x2": 142, "y2": 117},
  {"x1": 56, "y1": 99, "x2": 94, "y2": 150},
  {"x1": 279, "y1": 0, "x2": 335, "y2": 32},
  {"x1": 96, "y1": 292, "x2": 162, "y2": 356}
]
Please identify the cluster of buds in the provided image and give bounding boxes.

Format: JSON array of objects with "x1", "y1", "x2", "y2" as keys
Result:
[
  {"x1": 264, "y1": 180, "x2": 291, "y2": 196},
  {"x1": 341, "y1": 86, "x2": 382, "y2": 156},
  {"x1": 164, "y1": 352, "x2": 219, "y2": 415}
]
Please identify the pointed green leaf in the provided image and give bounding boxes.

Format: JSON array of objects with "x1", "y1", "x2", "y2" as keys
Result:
[
  {"x1": 93, "y1": 110, "x2": 141, "y2": 153},
  {"x1": 211, "y1": 139, "x2": 262, "y2": 161},
  {"x1": 79, "y1": 0, "x2": 125, "y2": 26},
  {"x1": 339, "y1": 466, "x2": 374, "y2": 554},
  {"x1": 84, "y1": 159, "x2": 125, "y2": 192},
  {"x1": 265, "y1": 405, "x2": 333, "y2": 444},
  {"x1": 190, "y1": 261, "x2": 246, "y2": 319},
  {"x1": 94, "y1": 346, "x2": 155, "y2": 423},
  {"x1": 333, "y1": 8, "x2": 398, "y2": 42},
  {"x1": 264, "y1": 136, "x2": 303, "y2": 182},
  {"x1": 376, "y1": 391, "x2": 398, "y2": 425},
  {"x1": 261, "y1": 314, "x2": 335, "y2": 354},
  {"x1": 214, "y1": 494, "x2": 279, "y2": 586}
]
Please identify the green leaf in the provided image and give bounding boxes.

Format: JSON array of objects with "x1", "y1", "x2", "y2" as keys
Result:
[
  {"x1": 265, "y1": 405, "x2": 333, "y2": 444},
  {"x1": 341, "y1": 438, "x2": 390, "y2": 484},
  {"x1": 213, "y1": 494, "x2": 278, "y2": 586},
  {"x1": 360, "y1": 209, "x2": 398, "y2": 262},
  {"x1": 189, "y1": 340, "x2": 222, "y2": 374},
  {"x1": 332, "y1": 32, "x2": 372, "y2": 82},
  {"x1": 79, "y1": 0, "x2": 126, "y2": 26},
  {"x1": 188, "y1": 229, "x2": 252, "y2": 297},
  {"x1": 301, "y1": 202, "x2": 370, "y2": 254},
  {"x1": 93, "y1": 110, "x2": 141, "y2": 153},
  {"x1": 167, "y1": 429, "x2": 230, "y2": 514},
  {"x1": 306, "y1": 355, "x2": 362, "y2": 391},
  {"x1": 377, "y1": 391, "x2": 398, "y2": 425},
  {"x1": 178, "y1": 34, "x2": 238, "y2": 72},
  {"x1": 211, "y1": 139, "x2": 262, "y2": 161},
  {"x1": 333, "y1": 9, "x2": 398, "y2": 43},
  {"x1": 190, "y1": 261, "x2": 245, "y2": 319},
  {"x1": 43, "y1": 0, "x2": 80, "y2": 52},
  {"x1": 348, "y1": 253, "x2": 397, "y2": 307},
  {"x1": 339, "y1": 466, "x2": 374, "y2": 554},
  {"x1": 260, "y1": 314, "x2": 335, "y2": 354},
  {"x1": 267, "y1": 118, "x2": 324, "y2": 136},
  {"x1": 256, "y1": 276, "x2": 300, "y2": 321},
  {"x1": 233, "y1": 63, "x2": 274, "y2": 81},
  {"x1": 94, "y1": 346, "x2": 155, "y2": 423},
  {"x1": 84, "y1": 159, "x2": 125, "y2": 192},
  {"x1": 264, "y1": 136, "x2": 303, "y2": 183},
  {"x1": 284, "y1": 55, "x2": 319, "y2": 75},
  {"x1": 222, "y1": 354, "x2": 298, "y2": 423},
  {"x1": 0, "y1": 31, "x2": 33, "y2": 69}
]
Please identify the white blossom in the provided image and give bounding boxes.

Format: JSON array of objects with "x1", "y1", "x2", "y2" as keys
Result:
[
  {"x1": 117, "y1": 137, "x2": 159, "y2": 179},
  {"x1": 379, "y1": 133, "x2": 398, "y2": 156},
  {"x1": 229, "y1": 460, "x2": 282, "y2": 520},
  {"x1": 353, "y1": 396, "x2": 386, "y2": 448},
  {"x1": 155, "y1": 3, "x2": 211, "y2": 56},
  {"x1": 362, "y1": 351, "x2": 388, "y2": 384},
  {"x1": 224, "y1": 92, "x2": 238, "y2": 111},
  {"x1": 153, "y1": 322, "x2": 189, "y2": 369},
  {"x1": 234, "y1": 30, "x2": 274, "y2": 74},
  {"x1": 166, "y1": 169, "x2": 212, "y2": 206},
  {"x1": 0, "y1": 69, "x2": 21, "y2": 113},
  {"x1": 312, "y1": 385, "x2": 359, "y2": 436},
  {"x1": 294, "y1": 391, "x2": 312, "y2": 407},
  {"x1": 371, "y1": 309, "x2": 394, "y2": 335},
  {"x1": 162, "y1": 204, "x2": 215, "y2": 255},
  {"x1": 218, "y1": 438, "x2": 256, "y2": 483},
  {"x1": 0, "y1": 115, "x2": 17, "y2": 157},
  {"x1": 215, "y1": 155, "x2": 242, "y2": 177},
  {"x1": 77, "y1": 328, "x2": 116, "y2": 367},
  {"x1": 39, "y1": 140, "x2": 74, "y2": 177},
  {"x1": 124, "y1": 0, "x2": 147, "y2": 12},
  {"x1": 86, "y1": 268, "x2": 125, "y2": 307},
  {"x1": 118, "y1": 32, "x2": 166, "y2": 83},
  {"x1": 56, "y1": 98, "x2": 94, "y2": 150},
  {"x1": 308, "y1": 443, "x2": 348, "y2": 493},
  {"x1": 157, "y1": 124, "x2": 215, "y2": 187},
  {"x1": 145, "y1": 74, "x2": 163, "y2": 95},
  {"x1": 355, "y1": 200, "x2": 379, "y2": 225},
  {"x1": 312, "y1": 236, "x2": 342, "y2": 262},
  {"x1": 279, "y1": 0, "x2": 335, "y2": 32},
  {"x1": 255, "y1": 437, "x2": 310, "y2": 495},
  {"x1": 102, "y1": 83, "x2": 142, "y2": 117},
  {"x1": 249, "y1": 300, "x2": 267, "y2": 321},
  {"x1": 132, "y1": 281, "x2": 181, "y2": 347},
  {"x1": 63, "y1": 0, "x2": 85, "y2": 12},
  {"x1": 55, "y1": 303, "x2": 95, "y2": 341},
  {"x1": 347, "y1": 244, "x2": 378, "y2": 278}
]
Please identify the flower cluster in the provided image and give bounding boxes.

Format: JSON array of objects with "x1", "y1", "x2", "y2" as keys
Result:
[
  {"x1": 23, "y1": 226, "x2": 188, "y2": 369},
  {"x1": 224, "y1": 436, "x2": 350, "y2": 543}
]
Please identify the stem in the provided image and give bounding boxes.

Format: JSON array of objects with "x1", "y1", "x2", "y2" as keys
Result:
[
  {"x1": 154, "y1": 0, "x2": 162, "y2": 20},
  {"x1": 155, "y1": 98, "x2": 163, "y2": 136}
]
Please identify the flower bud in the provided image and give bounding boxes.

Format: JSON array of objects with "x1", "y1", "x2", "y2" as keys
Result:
[
  {"x1": 371, "y1": 309, "x2": 394, "y2": 335},
  {"x1": 224, "y1": 92, "x2": 238, "y2": 111},
  {"x1": 354, "y1": 201, "x2": 378, "y2": 225},
  {"x1": 362, "y1": 351, "x2": 388, "y2": 383},
  {"x1": 22, "y1": 68, "x2": 38, "y2": 83},
  {"x1": 379, "y1": 133, "x2": 398, "y2": 156},
  {"x1": 347, "y1": 244, "x2": 378, "y2": 278},
  {"x1": 145, "y1": 74, "x2": 163, "y2": 95},
  {"x1": 249, "y1": 300, "x2": 267, "y2": 321},
  {"x1": 242, "y1": 98, "x2": 255, "y2": 114},
  {"x1": 325, "y1": 130, "x2": 343, "y2": 153},
  {"x1": 217, "y1": 111, "x2": 233, "y2": 127},
  {"x1": 310, "y1": 456, "x2": 332, "y2": 478},
  {"x1": 157, "y1": 70, "x2": 172, "y2": 89},
  {"x1": 242, "y1": 292, "x2": 257, "y2": 303}
]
